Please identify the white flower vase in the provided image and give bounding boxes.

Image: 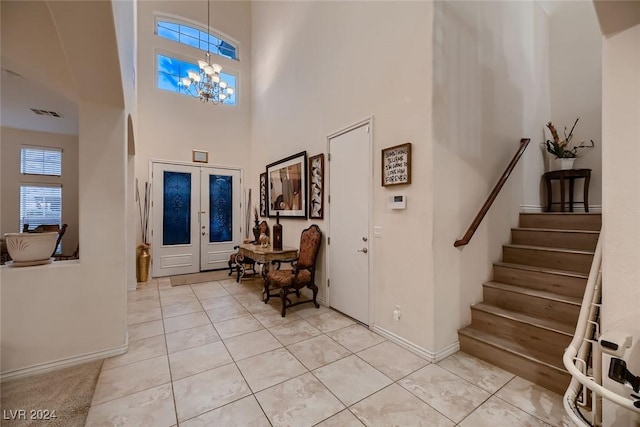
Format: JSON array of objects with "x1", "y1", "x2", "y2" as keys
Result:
[{"x1": 551, "y1": 157, "x2": 575, "y2": 171}]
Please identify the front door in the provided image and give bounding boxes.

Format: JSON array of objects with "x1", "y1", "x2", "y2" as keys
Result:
[
  {"x1": 151, "y1": 162, "x2": 241, "y2": 278},
  {"x1": 328, "y1": 121, "x2": 371, "y2": 324}
]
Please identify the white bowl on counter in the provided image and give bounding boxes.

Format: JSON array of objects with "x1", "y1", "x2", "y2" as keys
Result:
[{"x1": 4, "y1": 232, "x2": 58, "y2": 265}]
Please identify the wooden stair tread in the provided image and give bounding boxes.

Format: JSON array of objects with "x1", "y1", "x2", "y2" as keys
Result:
[
  {"x1": 514, "y1": 227, "x2": 600, "y2": 235},
  {"x1": 484, "y1": 281, "x2": 582, "y2": 306},
  {"x1": 503, "y1": 243, "x2": 594, "y2": 256},
  {"x1": 494, "y1": 262, "x2": 588, "y2": 279},
  {"x1": 459, "y1": 326, "x2": 566, "y2": 372},
  {"x1": 472, "y1": 302, "x2": 575, "y2": 335}
]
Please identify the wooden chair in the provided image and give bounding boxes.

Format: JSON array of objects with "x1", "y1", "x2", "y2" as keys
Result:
[
  {"x1": 23, "y1": 223, "x2": 68, "y2": 257},
  {"x1": 228, "y1": 221, "x2": 269, "y2": 280},
  {"x1": 264, "y1": 224, "x2": 322, "y2": 317}
]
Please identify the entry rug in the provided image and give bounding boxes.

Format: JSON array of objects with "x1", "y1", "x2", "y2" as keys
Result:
[{"x1": 0, "y1": 359, "x2": 103, "y2": 427}]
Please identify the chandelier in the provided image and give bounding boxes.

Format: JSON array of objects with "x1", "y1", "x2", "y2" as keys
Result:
[{"x1": 180, "y1": 0, "x2": 234, "y2": 104}]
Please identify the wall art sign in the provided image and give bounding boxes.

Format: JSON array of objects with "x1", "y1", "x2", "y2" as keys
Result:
[
  {"x1": 308, "y1": 153, "x2": 324, "y2": 219},
  {"x1": 266, "y1": 151, "x2": 307, "y2": 218},
  {"x1": 381, "y1": 142, "x2": 411, "y2": 186},
  {"x1": 259, "y1": 172, "x2": 267, "y2": 217},
  {"x1": 192, "y1": 149, "x2": 208, "y2": 163}
]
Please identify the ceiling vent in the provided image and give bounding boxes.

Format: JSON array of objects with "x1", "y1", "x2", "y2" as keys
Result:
[{"x1": 30, "y1": 108, "x2": 63, "y2": 118}]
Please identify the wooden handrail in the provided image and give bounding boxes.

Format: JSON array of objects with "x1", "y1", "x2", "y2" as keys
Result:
[{"x1": 454, "y1": 138, "x2": 530, "y2": 247}]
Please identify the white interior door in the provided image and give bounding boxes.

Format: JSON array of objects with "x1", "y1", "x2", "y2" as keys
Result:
[
  {"x1": 200, "y1": 168, "x2": 241, "y2": 270},
  {"x1": 328, "y1": 122, "x2": 371, "y2": 324},
  {"x1": 152, "y1": 162, "x2": 200, "y2": 277},
  {"x1": 152, "y1": 163, "x2": 242, "y2": 277}
]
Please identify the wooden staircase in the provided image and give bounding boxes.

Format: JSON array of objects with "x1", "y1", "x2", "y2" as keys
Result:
[{"x1": 458, "y1": 212, "x2": 601, "y2": 395}]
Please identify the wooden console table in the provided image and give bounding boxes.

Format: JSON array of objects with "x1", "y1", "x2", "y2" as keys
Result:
[
  {"x1": 235, "y1": 243, "x2": 298, "y2": 282},
  {"x1": 543, "y1": 168, "x2": 591, "y2": 212}
]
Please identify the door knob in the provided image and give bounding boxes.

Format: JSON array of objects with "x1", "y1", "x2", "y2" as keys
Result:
[
  {"x1": 358, "y1": 248, "x2": 368, "y2": 253},
  {"x1": 202, "y1": 231, "x2": 206, "y2": 236},
  {"x1": 362, "y1": 237, "x2": 368, "y2": 242}
]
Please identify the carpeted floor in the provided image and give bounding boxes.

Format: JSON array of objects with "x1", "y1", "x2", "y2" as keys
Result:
[
  {"x1": 169, "y1": 269, "x2": 232, "y2": 286},
  {"x1": 0, "y1": 360, "x2": 103, "y2": 427}
]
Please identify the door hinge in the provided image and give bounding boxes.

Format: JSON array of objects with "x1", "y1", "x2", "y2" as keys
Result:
[
  {"x1": 366, "y1": 126, "x2": 370, "y2": 133},
  {"x1": 328, "y1": 153, "x2": 331, "y2": 161},
  {"x1": 328, "y1": 237, "x2": 330, "y2": 245},
  {"x1": 328, "y1": 195, "x2": 330, "y2": 203},
  {"x1": 328, "y1": 279, "x2": 330, "y2": 288}
]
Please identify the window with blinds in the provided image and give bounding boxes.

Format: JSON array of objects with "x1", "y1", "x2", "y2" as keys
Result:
[
  {"x1": 21, "y1": 146, "x2": 62, "y2": 176},
  {"x1": 19, "y1": 185, "x2": 62, "y2": 232}
]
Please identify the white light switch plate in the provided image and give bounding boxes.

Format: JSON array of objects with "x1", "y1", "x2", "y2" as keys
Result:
[{"x1": 373, "y1": 226, "x2": 383, "y2": 238}]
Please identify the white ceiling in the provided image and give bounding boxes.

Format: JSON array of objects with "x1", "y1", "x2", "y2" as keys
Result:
[{"x1": 1, "y1": 67, "x2": 79, "y2": 135}]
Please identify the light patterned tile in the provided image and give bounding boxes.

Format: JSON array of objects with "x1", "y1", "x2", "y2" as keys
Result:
[
  {"x1": 169, "y1": 341, "x2": 233, "y2": 380},
  {"x1": 191, "y1": 282, "x2": 230, "y2": 300},
  {"x1": 214, "y1": 314, "x2": 263, "y2": 339},
  {"x1": 127, "y1": 302, "x2": 162, "y2": 325},
  {"x1": 351, "y1": 384, "x2": 454, "y2": 427},
  {"x1": 460, "y1": 396, "x2": 550, "y2": 427},
  {"x1": 287, "y1": 335, "x2": 351, "y2": 370},
  {"x1": 92, "y1": 356, "x2": 170, "y2": 405},
  {"x1": 128, "y1": 320, "x2": 164, "y2": 342},
  {"x1": 399, "y1": 364, "x2": 490, "y2": 423},
  {"x1": 173, "y1": 364, "x2": 251, "y2": 422},
  {"x1": 103, "y1": 335, "x2": 167, "y2": 370},
  {"x1": 165, "y1": 324, "x2": 220, "y2": 354},
  {"x1": 159, "y1": 286, "x2": 194, "y2": 297},
  {"x1": 253, "y1": 309, "x2": 301, "y2": 328},
  {"x1": 180, "y1": 396, "x2": 270, "y2": 427},
  {"x1": 305, "y1": 311, "x2": 355, "y2": 333},
  {"x1": 224, "y1": 329, "x2": 282, "y2": 361},
  {"x1": 326, "y1": 324, "x2": 385, "y2": 353},
  {"x1": 496, "y1": 377, "x2": 571, "y2": 427},
  {"x1": 199, "y1": 295, "x2": 238, "y2": 310},
  {"x1": 438, "y1": 351, "x2": 514, "y2": 393},
  {"x1": 357, "y1": 341, "x2": 429, "y2": 381},
  {"x1": 163, "y1": 312, "x2": 211, "y2": 334},
  {"x1": 127, "y1": 287, "x2": 159, "y2": 303},
  {"x1": 313, "y1": 355, "x2": 392, "y2": 406},
  {"x1": 288, "y1": 304, "x2": 331, "y2": 319},
  {"x1": 205, "y1": 303, "x2": 249, "y2": 322},
  {"x1": 236, "y1": 348, "x2": 307, "y2": 393},
  {"x1": 86, "y1": 384, "x2": 175, "y2": 427},
  {"x1": 255, "y1": 373, "x2": 344, "y2": 427},
  {"x1": 315, "y1": 410, "x2": 364, "y2": 427},
  {"x1": 270, "y1": 320, "x2": 322, "y2": 345},
  {"x1": 162, "y1": 301, "x2": 203, "y2": 319},
  {"x1": 160, "y1": 293, "x2": 199, "y2": 307}
]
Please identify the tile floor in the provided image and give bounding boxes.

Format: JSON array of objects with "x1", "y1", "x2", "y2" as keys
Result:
[{"x1": 86, "y1": 276, "x2": 571, "y2": 426}]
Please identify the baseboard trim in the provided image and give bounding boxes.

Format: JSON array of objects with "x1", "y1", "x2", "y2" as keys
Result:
[
  {"x1": 520, "y1": 204, "x2": 602, "y2": 213},
  {"x1": 370, "y1": 325, "x2": 460, "y2": 363},
  {"x1": 1, "y1": 338, "x2": 128, "y2": 382}
]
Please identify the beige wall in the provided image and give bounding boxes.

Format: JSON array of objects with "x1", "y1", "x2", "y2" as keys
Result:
[
  {"x1": 251, "y1": 1, "x2": 436, "y2": 352},
  {"x1": 548, "y1": 1, "x2": 602, "y2": 208},
  {"x1": 1, "y1": 127, "x2": 79, "y2": 253},
  {"x1": 431, "y1": 1, "x2": 551, "y2": 351},
  {"x1": 601, "y1": 22, "x2": 640, "y2": 426},
  {"x1": 0, "y1": 1, "x2": 127, "y2": 377}
]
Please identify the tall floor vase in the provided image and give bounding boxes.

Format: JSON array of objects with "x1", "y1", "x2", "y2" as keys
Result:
[{"x1": 136, "y1": 244, "x2": 151, "y2": 282}]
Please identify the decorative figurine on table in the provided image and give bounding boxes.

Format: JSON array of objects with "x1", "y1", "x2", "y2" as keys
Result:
[
  {"x1": 259, "y1": 233, "x2": 270, "y2": 248},
  {"x1": 252, "y1": 207, "x2": 260, "y2": 243}
]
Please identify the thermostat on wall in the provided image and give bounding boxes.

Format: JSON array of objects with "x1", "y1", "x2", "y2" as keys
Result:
[{"x1": 389, "y1": 195, "x2": 406, "y2": 209}]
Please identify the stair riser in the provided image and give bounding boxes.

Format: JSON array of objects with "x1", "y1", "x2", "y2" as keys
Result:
[
  {"x1": 511, "y1": 229, "x2": 598, "y2": 251},
  {"x1": 459, "y1": 334, "x2": 569, "y2": 395},
  {"x1": 503, "y1": 247, "x2": 593, "y2": 274},
  {"x1": 483, "y1": 286, "x2": 580, "y2": 326},
  {"x1": 493, "y1": 265, "x2": 587, "y2": 298},
  {"x1": 519, "y1": 214, "x2": 601, "y2": 231},
  {"x1": 470, "y1": 308, "x2": 572, "y2": 352}
]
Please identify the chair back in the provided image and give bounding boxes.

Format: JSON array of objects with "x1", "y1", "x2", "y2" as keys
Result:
[{"x1": 297, "y1": 225, "x2": 322, "y2": 269}]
